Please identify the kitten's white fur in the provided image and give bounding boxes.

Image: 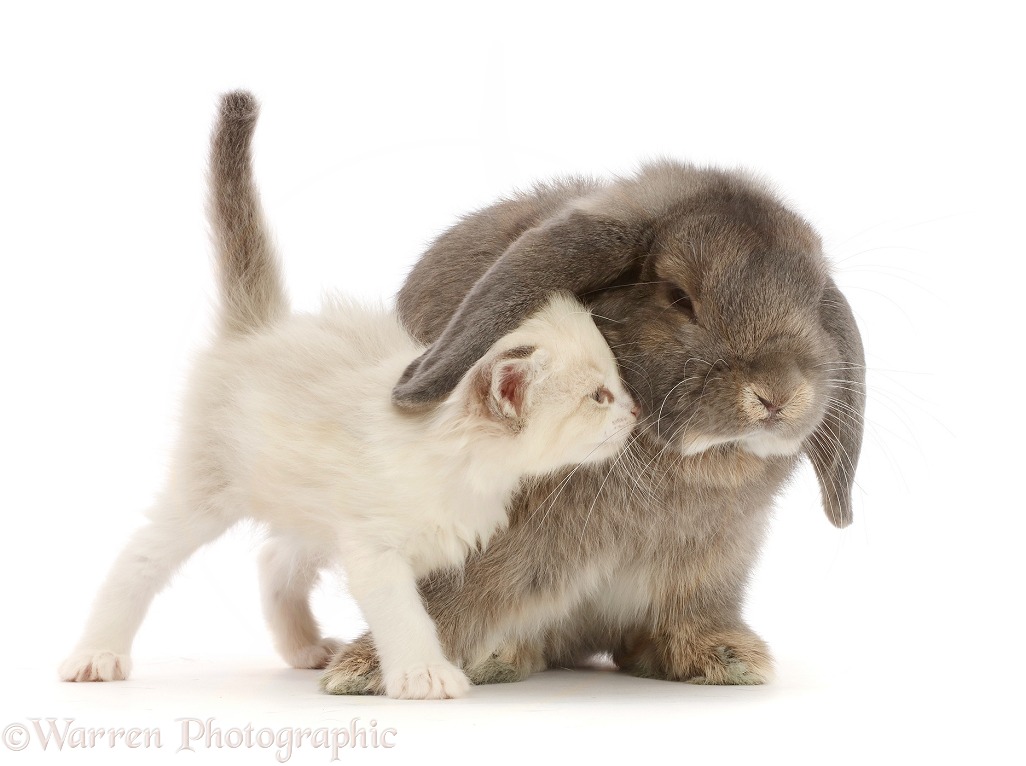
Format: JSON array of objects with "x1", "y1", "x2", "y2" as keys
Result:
[
  {"x1": 59, "y1": 92, "x2": 637, "y2": 699},
  {"x1": 58, "y1": 291, "x2": 636, "y2": 698}
]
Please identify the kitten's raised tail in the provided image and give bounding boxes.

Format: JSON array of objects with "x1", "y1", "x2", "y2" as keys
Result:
[{"x1": 208, "y1": 90, "x2": 288, "y2": 336}]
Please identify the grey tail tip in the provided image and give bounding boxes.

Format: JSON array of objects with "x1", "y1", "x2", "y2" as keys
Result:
[{"x1": 219, "y1": 89, "x2": 259, "y2": 121}]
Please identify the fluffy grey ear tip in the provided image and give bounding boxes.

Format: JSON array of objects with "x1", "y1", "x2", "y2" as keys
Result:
[
  {"x1": 831, "y1": 512, "x2": 854, "y2": 529},
  {"x1": 391, "y1": 382, "x2": 431, "y2": 408},
  {"x1": 825, "y1": 497, "x2": 854, "y2": 528},
  {"x1": 396, "y1": 359, "x2": 421, "y2": 388},
  {"x1": 391, "y1": 375, "x2": 457, "y2": 408}
]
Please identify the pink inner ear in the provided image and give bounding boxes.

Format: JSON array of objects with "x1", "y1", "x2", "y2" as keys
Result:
[{"x1": 498, "y1": 362, "x2": 527, "y2": 417}]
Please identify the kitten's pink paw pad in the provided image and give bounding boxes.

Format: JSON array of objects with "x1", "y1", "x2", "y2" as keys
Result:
[
  {"x1": 286, "y1": 638, "x2": 344, "y2": 669},
  {"x1": 385, "y1": 662, "x2": 470, "y2": 699},
  {"x1": 59, "y1": 651, "x2": 132, "y2": 682}
]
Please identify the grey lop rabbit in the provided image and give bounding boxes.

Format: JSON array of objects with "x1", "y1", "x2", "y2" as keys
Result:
[{"x1": 315, "y1": 161, "x2": 865, "y2": 691}]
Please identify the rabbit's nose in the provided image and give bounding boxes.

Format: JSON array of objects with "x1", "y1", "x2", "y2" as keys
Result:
[
  {"x1": 756, "y1": 394, "x2": 782, "y2": 416},
  {"x1": 744, "y1": 380, "x2": 812, "y2": 425},
  {"x1": 630, "y1": 403, "x2": 641, "y2": 418}
]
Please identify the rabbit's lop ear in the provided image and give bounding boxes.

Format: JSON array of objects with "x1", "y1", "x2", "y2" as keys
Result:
[
  {"x1": 393, "y1": 210, "x2": 649, "y2": 408},
  {"x1": 806, "y1": 279, "x2": 866, "y2": 528}
]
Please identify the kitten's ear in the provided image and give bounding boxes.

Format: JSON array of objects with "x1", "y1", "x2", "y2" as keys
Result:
[{"x1": 475, "y1": 346, "x2": 543, "y2": 426}]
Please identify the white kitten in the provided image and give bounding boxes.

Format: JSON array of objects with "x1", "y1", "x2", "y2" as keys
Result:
[{"x1": 58, "y1": 92, "x2": 637, "y2": 699}]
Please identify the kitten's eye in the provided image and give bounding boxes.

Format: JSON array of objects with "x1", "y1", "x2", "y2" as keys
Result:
[
  {"x1": 592, "y1": 386, "x2": 614, "y2": 405},
  {"x1": 667, "y1": 285, "x2": 695, "y2": 318}
]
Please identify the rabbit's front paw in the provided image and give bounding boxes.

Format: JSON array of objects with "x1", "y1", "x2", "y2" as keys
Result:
[
  {"x1": 320, "y1": 636, "x2": 384, "y2": 695},
  {"x1": 615, "y1": 627, "x2": 773, "y2": 685},
  {"x1": 466, "y1": 640, "x2": 546, "y2": 685},
  {"x1": 686, "y1": 644, "x2": 772, "y2": 685}
]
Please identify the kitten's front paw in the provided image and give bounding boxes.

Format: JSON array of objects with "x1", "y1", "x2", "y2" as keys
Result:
[
  {"x1": 59, "y1": 651, "x2": 132, "y2": 682},
  {"x1": 385, "y1": 662, "x2": 470, "y2": 700},
  {"x1": 284, "y1": 638, "x2": 344, "y2": 669}
]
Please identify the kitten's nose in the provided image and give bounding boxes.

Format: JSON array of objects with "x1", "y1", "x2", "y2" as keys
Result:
[{"x1": 630, "y1": 402, "x2": 640, "y2": 418}]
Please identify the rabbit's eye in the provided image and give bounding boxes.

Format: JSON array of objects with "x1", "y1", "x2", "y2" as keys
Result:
[{"x1": 667, "y1": 285, "x2": 696, "y2": 318}]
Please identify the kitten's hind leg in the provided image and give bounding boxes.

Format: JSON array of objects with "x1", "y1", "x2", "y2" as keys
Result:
[
  {"x1": 258, "y1": 538, "x2": 341, "y2": 669},
  {"x1": 342, "y1": 549, "x2": 470, "y2": 700},
  {"x1": 58, "y1": 507, "x2": 232, "y2": 682}
]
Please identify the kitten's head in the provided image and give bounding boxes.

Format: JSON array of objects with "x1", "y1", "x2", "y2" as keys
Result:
[{"x1": 450, "y1": 292, "x2": 637, "y2": 474}]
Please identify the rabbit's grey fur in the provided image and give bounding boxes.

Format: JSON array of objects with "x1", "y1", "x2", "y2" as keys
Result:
[{"x1": 321, "y1": 161, "x2": 865, "y2": 692}]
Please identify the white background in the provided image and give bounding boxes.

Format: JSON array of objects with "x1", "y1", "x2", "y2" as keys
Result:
[{"x1": 1, "y1": 2, "x2": 1022, "y2": 764}]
